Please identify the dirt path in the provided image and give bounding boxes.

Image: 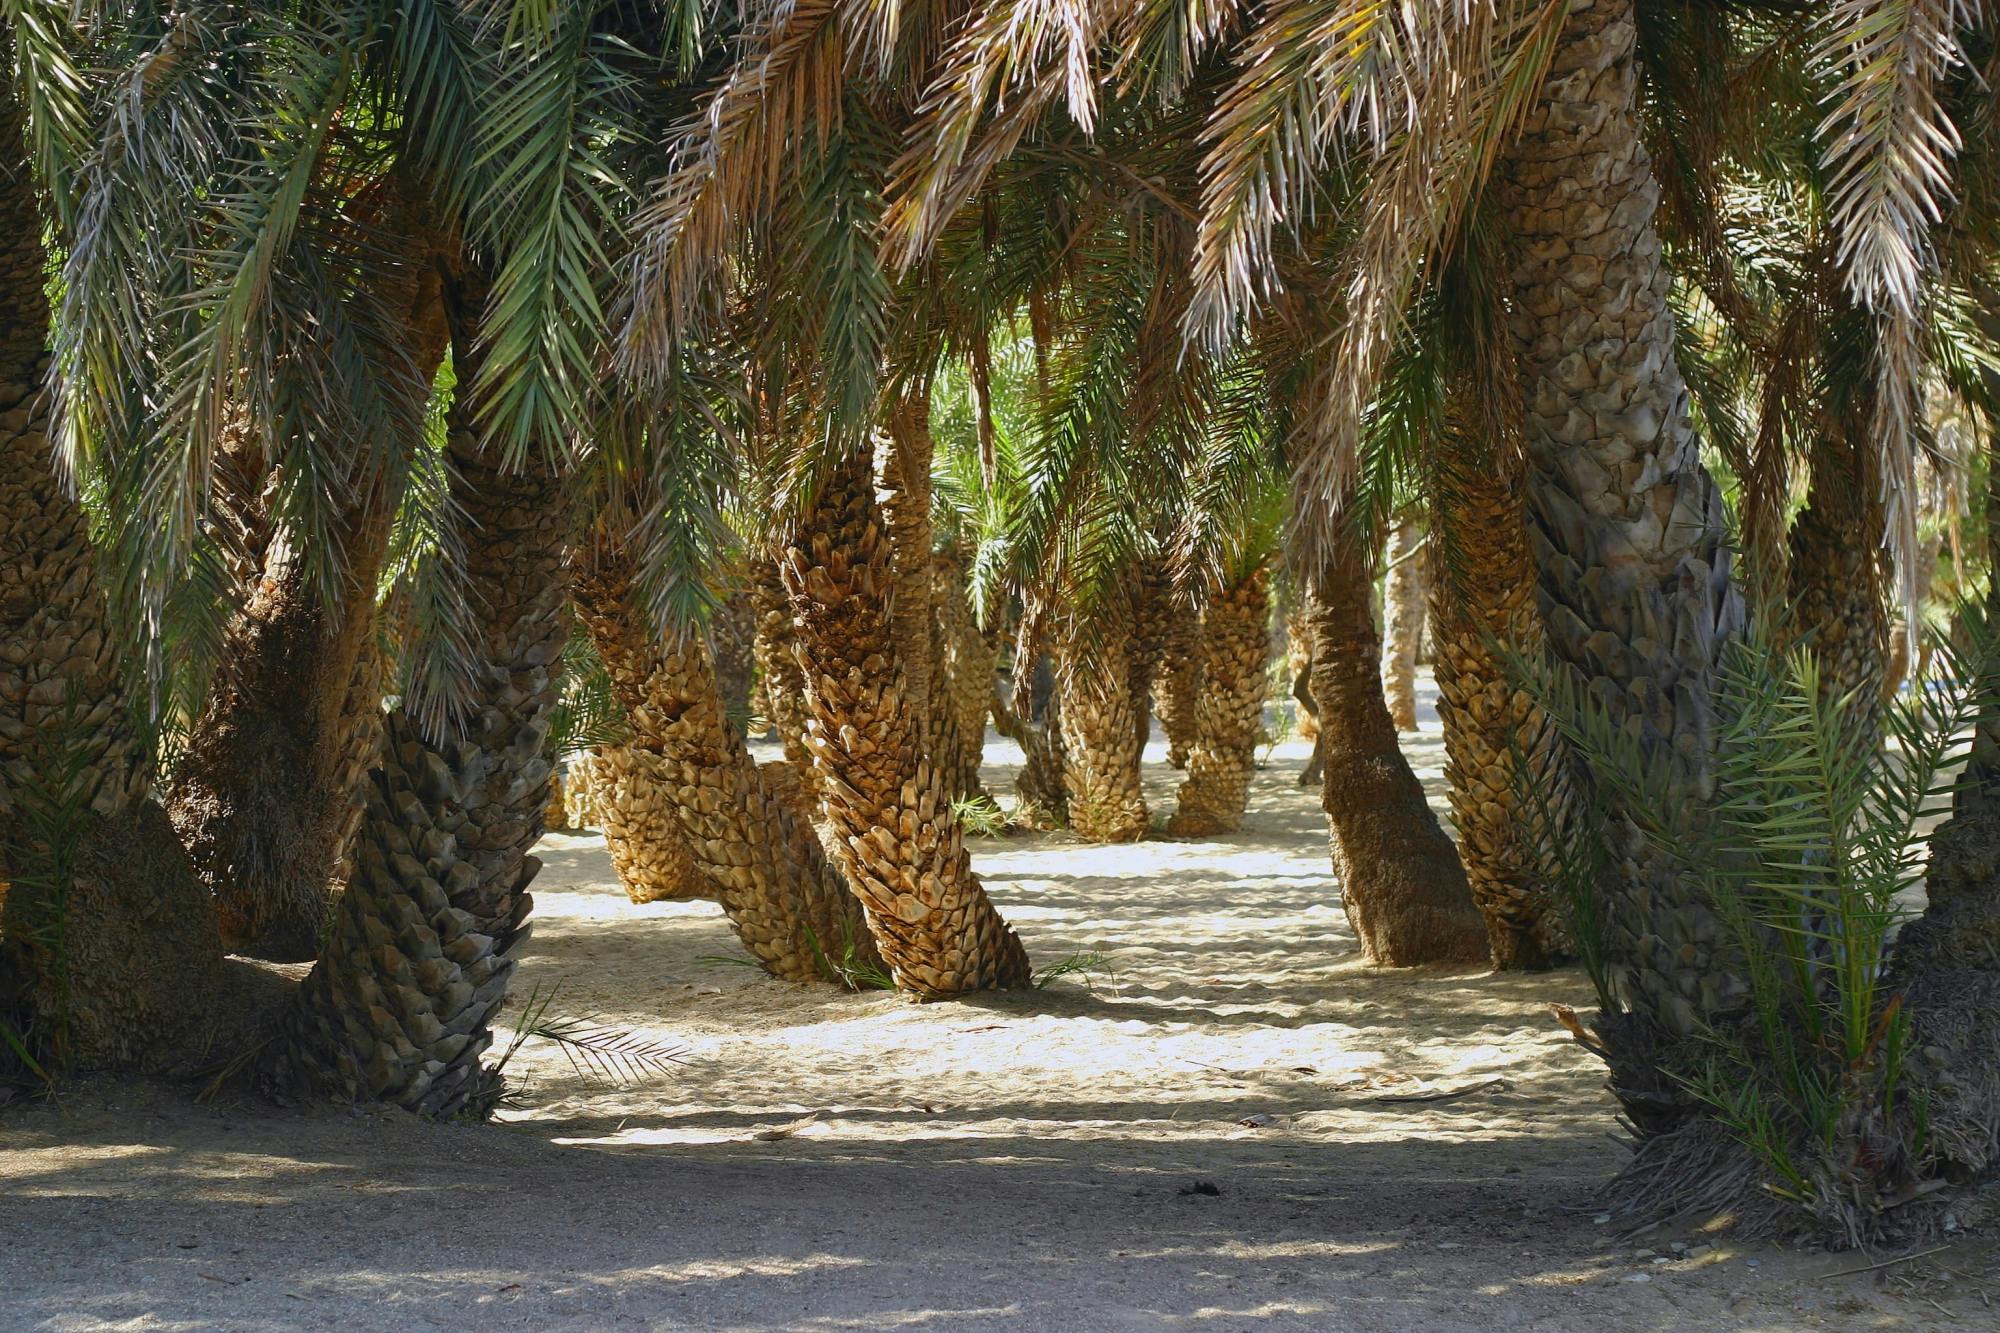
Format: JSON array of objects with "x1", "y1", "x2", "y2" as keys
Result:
[{"x1": 3, "y1": 684, "x2": 1994, "y2": 1329}]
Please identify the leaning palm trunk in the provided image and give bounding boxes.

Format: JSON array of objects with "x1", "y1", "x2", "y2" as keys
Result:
[
  {"x1": 752, "y1": 561, "x2": 816, "y2": 773},
  {"x1": 575, "y1": 543, "x2": 876, "y2": 983},
  {"x1": 1169, "y1": 565, "x2": 1273, "y2": 836},
  {"x1": 781, "y1": 448, "x2": 1030, "y2": 994},
  {"x1": 1286, "y1": 604, "x2": 1319, "y2": 743},
  {"x1": 1054, "y1": 589, "x2": 1150, "y2": 843},
  {"x1": 1500, "y1": 0, "x2": 1746, "y2": 1130},
  {"x1": 1380, "y1": 521, "x2": 1426, "y2": 731},
  {"x1": 1307, "y1": 538, "x2": 1486, "y2": 966},
  {"x1": 1152, "y1": 594, "x2": 1204, "y2": 768},
  {"x1": 1430, "y1": 432, "x2": 1574, "y2": 970},
  {"x1": 267, "y1": 375, "x2": 568, "y2": 1114},
  {"x1": 0, "y1": 105, "x2": 221, "y2": 1066}
]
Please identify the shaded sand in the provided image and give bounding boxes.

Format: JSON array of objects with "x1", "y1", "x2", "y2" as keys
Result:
[{"x1": 3, "y1": 676, "x2": 1995, "y2": 1330}]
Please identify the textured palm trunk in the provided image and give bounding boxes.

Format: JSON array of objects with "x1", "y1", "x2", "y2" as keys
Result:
[
  {"x1": 710, "y1": 579, "x2": 759, "y2": 739},
  {"x1": 167, "y1": 214, "x2": 449, "y2": 963},
  {"x1": 929, "y1": 547, "x2": 994, "y2": 801},
  {"x1": 1307, "y1": 540, "x2": 1486, "y2": 966},
  {"x1": 575, "y1": 544, "x2": 876, "y2": 983},
  {"x1": 1785, "y1": 443, "x2": 1888, "y2": 739},
  {"x1": 1168, "y1": 566, "x2": 1273, "y2": 836},
  {"x1": 586, "y1": 744, "x2": 718, "y2": 904},
  {"x1": 268, "y1": 346, "x2": 569, "y2": 1114},
  {"x1": 1128, "y1": 558, "x2": 1172, "y2": 753},
  {"x1": 1380, "y1": 522, "x2": 1427, "y2": 731},
  {"x1": 1893, "y1": 387, "x2": 2000, "y2": 1193},
  {"x1": 1430, "y1": 434, "x2": 1574, "y2": 970},
  {"x1": 1286, "y1": 604, "x2": 1319, "y2": 742},
  {"x1": 882, "y1": 399, "x2": 936, "y2": 725},
  {"x1": 0, "y1": 106, "x2": 222, "y2": 1066},
  {"x1": 1152, "y1": 593, "x2": 1204, "y2": 769},
  {"x1": 995, "y1": 610, "x2": 1070, "y2": 830},
  {"x1": 752, "y1": 560, "x2": 816, "y2": 773},
  {"x1": 781, "y1": 448, "x2": 1031, "y2": 994},
  {"x1": 1054, "y1": 590, "x2": 1150, "y2": 843},
  {"x1": 1500, "y1": 0, "x2": 1746, "y2": 1128}
]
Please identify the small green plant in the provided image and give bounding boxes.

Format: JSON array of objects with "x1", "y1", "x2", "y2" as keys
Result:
[
  {"x1": 1526, "y1": 618, "x2": 1989, "y2": 1240},
  {"x1": 803, "y1": 921, "x2": 899, "y2": 991},
  {"x1": 1033, "y1": 950, "x2": 1110, "y2": 990},
  {"x1": 952, "y1": 794, "x2": 1009, "y2": 838}
]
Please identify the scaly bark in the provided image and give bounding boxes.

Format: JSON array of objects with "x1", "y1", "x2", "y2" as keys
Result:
[
  {"x1": 929, "y1": 547, "x2": 995, "y2": 802},
  {"x1": 1307, "y1": 540, "x2": 1486, "y2": 967},
  {"x1": 168, "y1": 206, "x2": 449, "y2": 962},
  {"x1": 1785, "y1": 436, "x2": 1888, "y2": 737},
  {"x1": 1430, "y1": 430, "x2": 1574, "y2": 970},
  {"x1": 1169, "y1": 565, "x2": 1273, "y2": 836},
  {"x1": 0, "y1": 97, "x2": 220, "y2": 1069},
  {"x1": 782, "y1": 449, "x2": 1030, "y2": 994},
  {"x1": 586, "y1": 744, "x2": 718, "y2": 904},
  {"x1": 1500, "y1": 0, "x2": 1746, "y2": 1129},
  {"x1": 1380, "y1": 521, "x2": 1427, "y2": 732},
  {"x1": 1286, "y1": 603, "x2": 1319, "y2": 743},
  {"x1": 1152, "y1": 593, "x2": 1204, "y2": 769},
  {"x1": 1054, "y1": 588, "x2": 1149, "y2": 844},
  {"x1": 268, "y1": 327, "x2": 569, "y2": 1112},
  {"x1": 1128, "y1": 557, "x2": 1172, "y2": 753},
  {"x1": 576, "y1": 543, "x2": 875, "y2": 983},
  {"x1": 882, "y1": 398, "x2": 937, "y2": 725},
  {"x1": 752, "y1": 559, "x2": 815, "y2": 775},
  {"x1": 710, "y1": 577, "x2": 759, "y2": 740}
]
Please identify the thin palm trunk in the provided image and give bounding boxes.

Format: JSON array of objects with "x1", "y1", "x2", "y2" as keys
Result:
[
  {"x1": 929, "y1": 547, "x2": 995, "y2": 801},
  {"x1": 1152, "y1": 595, "x2": 1204, "y2": 769},
  {"x1": 1308, "y1": 538, "x2": 1486, "y2": 966},
  {"x1": 1380, "y1": 521, "x2": 1426, "y2": 731},
  {"x1": 882, "y1": 397, "x2": 936, "y2": 724},
  {"x1": 0, "y1": 102, "x2": 221, "y2": 1066},
  {"x1": 752, "y1": 559, "x2": 816, "y2": 774},
  {"x1": 1786, "y1": 438, "x2": 1888, "y2": 740},
  {"x1": 1431, "y1": 432, "x2": 1574, "y2": 970},
  {"x1": 710, "y1": 578, "x2": 758, "y2": 740},
  {"x1": 575, "y1": 543, "x2": 876, "y2": 983},
  {"x1": 782, "y1": 447, "x2": 1030, "y2": 994},
  {"x1": 268, "y1": 311, "x2": 567, "y2": 1113},
  {"x1": 1500, "y1": 0, "x2": 1746, "y2": 1129},
  {"x1": 1128, "y1": 557, "x2": 1172, "y2": 753},
  {"x1": 1169, "y1": 565, "x2": 1273, "y2": 836},
  {"x1": 996, "y1": 605, "x2": 1069, "y2": 829},
  {"x1": 1286, "y1": 603, "x2": 1319, "y2": 743},
  {"x1": 1054, "y1": 588, "x2": 1149, "y2": 843}
]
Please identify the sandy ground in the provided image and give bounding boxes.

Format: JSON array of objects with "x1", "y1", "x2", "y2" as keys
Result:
[{"x1": 3, "y1": 676, "x2": 1996, "y2": 1330}]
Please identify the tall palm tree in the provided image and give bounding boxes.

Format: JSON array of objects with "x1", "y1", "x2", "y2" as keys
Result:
[{"x1": 1167, "y1": 561, "x2": 1273, "y2": 836}]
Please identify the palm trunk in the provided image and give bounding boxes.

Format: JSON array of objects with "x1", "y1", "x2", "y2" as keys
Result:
[
  {"x1": 1286, "y1": 603, "x2": 1319, "y2": 742},
  {"x1": 267, "y1": 320, "x2": 568, "y2": 1113},
  {"x1": 882, "y1": 398, "x2": 936, "y2": 725},
  {"x1": 1054, "y1": 589, "x2": 1150, "y2": 844},
  {"x1": 753, "y1": 559, "x2": 816, "y2": 773},
  {"x1": 1380, "y1": 522, "x2": 1427, "y2": 731},
  {"x1": 1500, "y1": 0, "x2": 1746, "y2": 1129},
  {"x1": 1430, "y1": 432, "x2": 1575, "y2": 970},
  {"x1": 586, "y1": 743, "x2": 718, "y2": 904},
  {"x1": 1168, "y1": 565, "x2": 1273, "y2": 836},
  {"x1": 1152, "y1": 595, "x2": 1204, "y2": 768},
  {"x1": 1128, "y1": 557, "x2": 1172, "y2": 752},
  {"x1": 575, "y1": 543, "x2": 876, "y2": 984},
  {"x1": 1307, "y1": 539, "x2": 1486, "y2": 966},
  {"x1": 1894, "y1": 373, "x2": 2000, "y2": 1193},
  {"x1": 996, "y1": 609, "x2": 1070, "y2": 829},
  {"x1": 167, "y1": 212, "x2": 450, "y2": 963},
  {"x1": 710, "y1": 579, "x2": 758, "y2": 740},
  {"x1": 782, "y1": 448, "x2": 1030, "y2": 994},
  {"x1": 1785, "y1": 440, "x2": 1888, "y2": 739},
  {"x1": 0, "y1": 103, "x2": 222, "y2": 1066},
  {"x1": 929, "y1": 547, "x2": 994, "y2": 801}
]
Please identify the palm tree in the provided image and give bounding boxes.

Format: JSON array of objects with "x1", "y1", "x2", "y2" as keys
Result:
[
  {"x1": 1053, "y1": 584, "x2": 1151, "y2": 842},
  {"x1": 1167, "y1": 561, "x2": 1273, "y2": 836},
  {"x1": 574, "y1": 532, "x2": 880, "y2": 985},
  {"x1": 1379, "y1": 518, "x2": 1426, "y2": 731},
  {"x1": 781, "y1": 446, "x2": 1032, "y2": 993},
  {"x1": 1152, "y1": 595, "x2": 1205, "y2": 769}
]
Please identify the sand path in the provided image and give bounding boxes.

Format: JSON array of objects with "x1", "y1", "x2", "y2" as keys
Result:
[{"x1": 2, "y1": 681, "x2": 1993, "y2": 1329}]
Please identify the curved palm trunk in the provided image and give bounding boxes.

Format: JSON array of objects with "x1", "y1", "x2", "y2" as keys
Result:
[
  {"x1": 1152, "y1": 595, "x2": 1204, "y2": 768},
  {"x1": 752, "y1": 560, "x2": 816, "y2": 773},
  {"x1": 1431, "y1": 434, "x2": 1574, "y2": 970},
  {"x1": 1308, "y1": 541, "x2": 1486, "y2": 967},
  {"x1": 1500, "y1": 0, "x2": 1746, "y2": 1128},
  {"x1": 575, "y1": 545, "x2": 876, "y2": 983},
  {"x1": 0, "y1": 107, "x2": 221, "y2": 1066},
  {"x1": 167, "y1": 215, "x2": 449, "y2": 963},
  {"x1": 1286, "y1": 603, "x2": 1319, "y2": 743},
  {"x1": 1380, "y1": 521, "x2": 1427, "y2": 731},
  {"x1": 268, "y1": 372, "x2": 568, "y2": 1114},
  {"x1": 929, "y1": 547, "x2": 995, "y2": 802},
  {"x1": 1054, "y1": 589, "x2": 1149, "y2": 843},
  {"x1": 782, "y1": 448, "x2": 1030, "y2": 994},
  {"x1": 587, "y1": 745, "x2": 718, "y2": 904},
  {"x1": 1169, "y1": 566, "x2": 1273, "y2": 836}
]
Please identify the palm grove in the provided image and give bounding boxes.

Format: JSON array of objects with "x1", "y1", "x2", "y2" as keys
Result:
[{"x1": 1, "y1": 0, "x2": 1997, "y2": 1248}]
